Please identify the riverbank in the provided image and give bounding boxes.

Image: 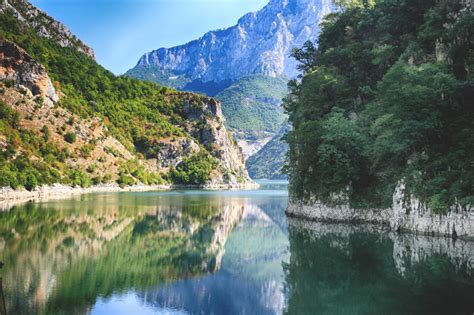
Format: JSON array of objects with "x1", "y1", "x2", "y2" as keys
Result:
[
  {"x1": 0, "y1": 181, "x2": 260, "y2": 210},
  {"x1": 286, "y1": 185, "x2": 474, "y2": 240}
]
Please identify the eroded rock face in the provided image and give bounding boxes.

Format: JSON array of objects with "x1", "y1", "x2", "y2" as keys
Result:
[
  {"x1": 155, "y1": 137, "x2": 201, "y2": 170},
  {"x1": 287, "y1": 183, "x2": 474, "y2": 239},
  {"x1": 134, "y1": 0, "x2": 333, "y2": 82},
  {"x1": 0, "y1": 38, "x2": 58, "y2": 106},
  {"x1": 180, "y1": 95, "x2": 254, "y2": 186},
  {"x1": 391, "y1": 183, "x2": 474, "y2": 239},
  {"x1": 0, "y1": 0, "x2": 95, "y2": 59}
]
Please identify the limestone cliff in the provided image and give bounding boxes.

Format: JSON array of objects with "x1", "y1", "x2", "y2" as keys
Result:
[
  {"x1": 286, "y1": 183, "x2": 474, "y2": 239},
  {"x1": 131, "y1": 0, "x2": 333, "y2": 84}
]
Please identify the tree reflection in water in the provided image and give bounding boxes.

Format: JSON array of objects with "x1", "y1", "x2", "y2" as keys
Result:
[
  {"x1": 283, "y1": 219, "x2": 474, "y2": 315},
  {"x1": 0, "y1": 192, "x2": 247, "y2": 314}
]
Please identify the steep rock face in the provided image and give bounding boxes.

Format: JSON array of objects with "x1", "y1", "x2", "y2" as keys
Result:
[
  {"x1": 286, "y1": 183, "x2": 474, "y2": 239},
  {"x1": 0, "y1": 0, "x2": 95, "y2": 59},
  {"x1": 134, "y1": 0, "x2": 333, "y2": 82},
  {"x1": 0, "y1": 38, "x2": 58, "y2": 106},
  {"x1": 180, "y1": 95, "x2": 252, "y2": 186},
  {"x1": 149, "y1": 94, "x2": 253, "y2": 186}
]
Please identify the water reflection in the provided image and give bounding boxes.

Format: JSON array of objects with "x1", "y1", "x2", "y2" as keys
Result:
[
  {"x1": 0, "y1": 191, "x2": 264, "y2": 314},
  {"x1": 133, "y1": 201, "x2": 290, "y2": 315},
  {"x1": 284, "y1": 219, "x2": 474, "y2": 315},
  {"x1": 1, "y1": 183, "x2": 473, "y2": 315}
]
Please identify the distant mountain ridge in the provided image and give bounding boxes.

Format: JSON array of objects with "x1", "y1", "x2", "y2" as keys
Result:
[{"x1": 132, "y1": 0, "x2": 333, "y2": 83}]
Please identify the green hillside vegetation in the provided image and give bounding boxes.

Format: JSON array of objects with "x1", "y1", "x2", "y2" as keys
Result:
[
  {"x1": 284, "y1": 0, "x2": 473, "y2": 212},
  {"x1": 216, "y1": 74, "x2": 288, "y2": 138},
  {"x1": 246, "y1": 124, "x2": 289, "y2": 179},
  {"x1": 0, "y1": 13, "x2": 219, "y2": 189}
]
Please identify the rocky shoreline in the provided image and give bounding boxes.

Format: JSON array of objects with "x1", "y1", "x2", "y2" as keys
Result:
[
  {"x1": 0, "y1": 181, "x2": 260, "y2": 210},
  {"x1": 286, "y1": 184, "x2": 474, "y2": 240}
]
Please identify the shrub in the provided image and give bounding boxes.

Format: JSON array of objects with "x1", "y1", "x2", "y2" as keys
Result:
[
  {"x1": 117, "y1": 173, "x2": 135, "y2": 188},
  {"x1": 64, "y1": 132, "x2": 76, "y2": 144},
  {"x1": 171, "y1": 152, "x2": 218, "y2": 185},
  {"x1": 41, "y1": 125, "x2": 50, "y2": 141}
]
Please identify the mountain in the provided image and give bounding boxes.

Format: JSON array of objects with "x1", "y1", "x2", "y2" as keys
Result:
[
  {"x1": 126, "y1": 0, "x2": 333, "y2": 179},
  {"x1": 246, "y1": 124, "x2": 289, "y2": 179},
  {"x1": 129, "y1": 0, "x2": 333, "y2": 86},
  {"x1": 215, "y1": 74, "x2": 288, "y2": 157},
  {"x1": 0, "y1": 0, "x2": 253, "y2": 191}
]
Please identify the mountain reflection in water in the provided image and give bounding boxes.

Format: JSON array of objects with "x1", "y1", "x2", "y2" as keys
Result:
[{"x1": 0, "y1": 181, "x2": 473, "y2": 315}]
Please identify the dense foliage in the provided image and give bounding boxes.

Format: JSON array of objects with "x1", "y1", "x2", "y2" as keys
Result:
[
  {"x1": 284, "y1": 0, "x2": 473, "y2": 211},
  {"x1": 0, "y1": 101, "x2": 63, "y2": 190},
  {"x1": 0, "y1": 13, "x2": 188, "y2": 149},
  {"x1": 216, "y1": 74, "x2": 288, "y2": 138},
  {"x1": 171, "y1": 152, "x2": 219, "y2": 185}
]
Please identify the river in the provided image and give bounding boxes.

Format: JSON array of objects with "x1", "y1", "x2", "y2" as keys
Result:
[{"x1": 0, "y1": 180, "x2": 473, "y2": 314}]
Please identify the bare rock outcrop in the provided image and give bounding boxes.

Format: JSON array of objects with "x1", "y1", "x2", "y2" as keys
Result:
[
  {"x1": 180, "y1": 95, "x2": 254, "y2": 187},
  {"x1": 0, "y1": 37, "x2": 58, "y2": 106},
  {"x1": 287, "y1": 183, "x2": 474, "y2": 239}
]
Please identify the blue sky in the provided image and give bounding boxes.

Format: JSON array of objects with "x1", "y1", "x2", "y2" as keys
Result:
[{"x1": 30, "y1": 0, "x2": 268, "y2": 74}]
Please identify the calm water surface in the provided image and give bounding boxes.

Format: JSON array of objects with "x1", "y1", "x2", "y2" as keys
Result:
[{"x1": 0, "y1": 180, "x2": 473, "y2": 314}]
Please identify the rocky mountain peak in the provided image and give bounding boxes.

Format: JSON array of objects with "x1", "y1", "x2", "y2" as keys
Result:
[{"x1": 133, "y1": 0, "x2": 334, "y2": 83}]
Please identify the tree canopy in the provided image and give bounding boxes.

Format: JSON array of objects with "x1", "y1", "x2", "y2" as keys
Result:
[{"x1": 284, "y1": 0, "x2": 473, "y2": 212}]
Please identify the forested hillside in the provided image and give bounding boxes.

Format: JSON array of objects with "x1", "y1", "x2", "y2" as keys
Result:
[
  {"x1": 217, "y1": 75, "x2": 288, "y2": 139},
  {"x1": 0, "y1": 1, "x2": 251, "y2": 190},
  {"x1": 285, "y1": 0, "x2": 473, "y2": 212}
]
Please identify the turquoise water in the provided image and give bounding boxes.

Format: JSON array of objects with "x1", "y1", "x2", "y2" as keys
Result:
[{"x1": 0, "y1": 180, "x2": 473, "y2": 314}]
